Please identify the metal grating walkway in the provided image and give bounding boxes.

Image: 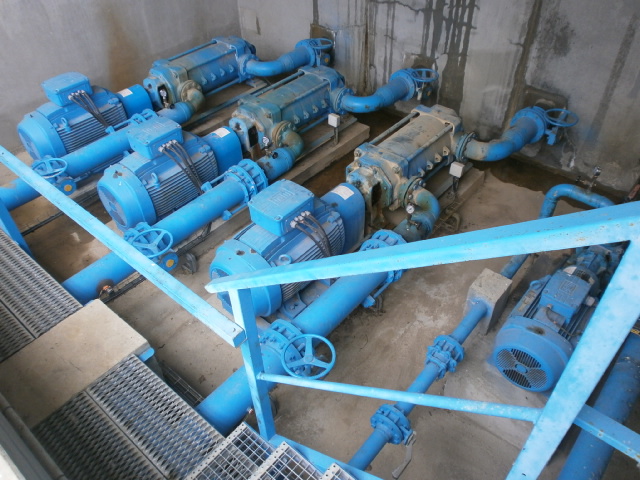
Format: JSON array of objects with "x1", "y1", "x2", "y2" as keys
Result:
[
  {"x1": 0, "y1": 229, "x2": 81, "y2": 361},
  {"x1": 34, "y1": 355, "x2": 224, "y2": 480}
]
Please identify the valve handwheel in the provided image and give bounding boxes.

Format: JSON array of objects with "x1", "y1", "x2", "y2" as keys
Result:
[
  {"x1": 309, "y1": 38, "x2": 333, "y2": 51},
  {"x1": 544, "y1": 108, "x2": 579, "y2": 128},
  {"x1": 32, "y1": 158, "x2": 68, "y2": 178},
  {"x1": 281, "y1": 334, "x2": 336, "y2": 380},
  {"x1": 128, "y1": 227, "x2": 174, "y2": 258},
  {"x1": 410, "y1": 68, "x2": 439, "y2": 85}
]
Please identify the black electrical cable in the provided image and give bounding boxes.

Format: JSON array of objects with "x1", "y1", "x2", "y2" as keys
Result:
[
  {"x1": 169, "y1": 142, "x2": 203, "y2": 188},
  {"x1": 300, "y1": 218, "x2": 332, "y2": 257},
  {"x1": 68, "y1": 91, "x2": 110, "y2": 128},
  {"x1": 303, "y1": 213, "x2": 332, "y2": 256},
  {"x1": 162, "y1": 142, "x2": 202, "y2": 192},
  {"x1": 294, "y1": 224, "x2": 330, "y2": 258}
]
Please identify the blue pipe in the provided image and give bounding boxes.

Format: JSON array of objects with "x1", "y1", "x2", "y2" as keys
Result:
[
  {"x1": 558, "y1": 332, "x2": 640, "y2": 480},
  {"x1": 501, "y1": 184, "x2": 614, "y2": 279},
  {"x1": 463, "y1": 107, "x2": 547, "y2": 162},
  {"x1": 349, "y1": 302, "x2": 487, "y2": 470},
  {"x1": 0, "y1": 104, "x2": 193, "y2": 212},
  {"x1": 243, "y1": 39, "x2": 330, "y2": 77},
  {"x1": 393, "y1": 187, "x2": 442, "y2": 242},
  {"x1": 339, "y1": 70, "x2": 422, "y2": 113},
  {"x1": 196, "y1": 268, "x2": 390, "y2": 435},
  {"x1": 62, "y1": 173, "x2": 250, "y2": 304}
]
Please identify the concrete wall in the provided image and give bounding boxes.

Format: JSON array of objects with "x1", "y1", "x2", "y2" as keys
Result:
[
  {"x1": 0, "y1": 0, "x2": 240, "y2": 151},
  {"x1": 239, "y1": 0, "x2": 640, "y2": 192}
]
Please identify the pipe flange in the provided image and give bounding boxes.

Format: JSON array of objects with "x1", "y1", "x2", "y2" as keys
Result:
[
  {"x1": 454, "y1": 132, "x2": 476, "y2": 161},
  {"x1": 178, "y1": 80, "x2": 203, "y2": 103},
  {"x1": 330, "y1": 87, "x2": 353, "y2": 115},
  {"x1": 271, "y1": 121, "x2": 295, "y2": 149},
  {"x1": 370, "y1": 404, "x2": 413, "y2": 445},
  {"x1": 511, "y1": 107, "x2": 547, "y2": 144},
  {"x1": 237, "y1": 53, "x2": 259, "y2": 77}
]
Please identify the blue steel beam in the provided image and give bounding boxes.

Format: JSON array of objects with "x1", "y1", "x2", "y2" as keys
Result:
[
  {"x1": 206, "y1": 203, "x2": 640, "y2": 292},
  {"x1": 0, "y1": 146, "x2": 246, "y2": 347},
  {"x1": 507, "y1": 240, "x2": 640, "y2": 478},
  {"x1": 258, "y1": 373, "x2": 541, "y2": 422}
]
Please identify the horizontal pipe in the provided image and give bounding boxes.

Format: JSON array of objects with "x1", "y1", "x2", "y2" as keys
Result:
[
  {"x1": 340, "y1": 76, "x2": 415, "y2": 113},
  {"x1": 244, "y1": 46, "x2": 314, "y2": 77},
  {"x1": 62, "y1": 177, "x2": 247, "y2": 304},
  {"x1": 558, "y1": 332, "x2": 640, "y2": 480},
  {"x1": 196, "y1": 270, "x2": 388, "y2": 434},
  {"x1": 258, "y1": 373, "x2": 541, "y2": 422},
  {"x1": 0, "y1": 146, "x2": 245, "y2": 347}
]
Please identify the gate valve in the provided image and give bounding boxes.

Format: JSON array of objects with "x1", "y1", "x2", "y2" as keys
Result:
[
  {"x1": 280, "y1": 333, "x2": 336, "y2": 380},
  {"x1": 543, "y1": 108, "x2": 579, "y2": 145},
  {"x1": 32, "y1": 158, "x2": 77, "y2": 194},
  {"x1": 124, "y1": 224, "x2": 178, "y2": 271},
  {"x1": 408, "y1": 68, "x2": 439, "y2": 101}
]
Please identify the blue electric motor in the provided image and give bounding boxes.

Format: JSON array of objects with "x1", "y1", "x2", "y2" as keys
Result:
[
  {"x1": 229, "y1": 66, "x2": 345, "y2": 153},
  {"x1": 143, "y1": 36, "x2": 256, "y2": 110},
  {"x1": 18, "y1": 72, "x2": 152, "y2": 160},
  {"x1": 97, "y1": 116, "x2": 242, "y2": 231},
  {"x1": 210, "y1": 179, "x2": 365, "y2": 316},
  {"x1": 492, "y1": 244, "x2": 623, "y2": 392}
]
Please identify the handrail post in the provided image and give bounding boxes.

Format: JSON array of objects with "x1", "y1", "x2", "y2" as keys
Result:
[{"x1": 229, "y1": 288, "x2": 276, "y2": 439}]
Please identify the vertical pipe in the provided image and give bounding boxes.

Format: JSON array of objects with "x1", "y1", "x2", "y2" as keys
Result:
[{"x1": 558, "y1": 332, "x2": 640, "y2": 480}]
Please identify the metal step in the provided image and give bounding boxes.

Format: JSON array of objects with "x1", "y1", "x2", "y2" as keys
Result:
[
  {"x1": 320, "y1": 463, "x2": 357, "y2": 480},
  {"x1": 186, "y1": 423, "x2": 275, "y2": 480},
  {"x1": 33, "y1": 355, "x2": 224, "y2": 480},
  {"x1": 0, "y1": 229, "x2": 80, "y2": 362},
  {"x1": 249, "y1": 442, "x2": 324, "y2": 480}
]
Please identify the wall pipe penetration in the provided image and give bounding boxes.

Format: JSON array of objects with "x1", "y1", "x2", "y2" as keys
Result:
[
  {"x1": 348, "y1": 301, "x2": 488, "y2": 470},
  {"x1": 196, "y1": 242, "x2": 397, "y2": 435},
  {"x1": 558, "y1": 331, "x2": 640, "y2": 480},
  {"x1": 501, "y1": 184, "x2": 614, "y2": 279}
]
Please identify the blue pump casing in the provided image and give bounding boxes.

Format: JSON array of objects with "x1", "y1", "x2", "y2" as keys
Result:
[
  {"x1": 493, "y1": 244, "x2": 623, "y2": 392},
  {"x1": 229, "y1": 66, "x2": 345, "y2": 152},
  {"x1": 18, "y1": 72, "x2": 152, "y2": 160},
  {"x1": 210, "y1": 180, "x2": 365, "y2": 316},
  {"x1": 143, "y1": 36, "x2": 256, "y2": 109},
  {"x1": 97, "y1": 117, "x2": 242, "y2": 230}
]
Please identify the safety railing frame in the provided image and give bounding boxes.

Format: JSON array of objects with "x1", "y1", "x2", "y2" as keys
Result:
[{"x1": 3, "y1": 144, "x2": 640, "y2": 478}]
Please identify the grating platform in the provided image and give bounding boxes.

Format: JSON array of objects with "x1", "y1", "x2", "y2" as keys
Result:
[
  {"x1": 34, "y1": 355, "x2": 224, "y2": 480},
  {"x1": 0, "y1": 229, "x2": 80, "y2": 361},
  {"x1": 251, "y1": 442, "x2": 323, "y2": 480},
  {"x1": 320, "y1": 464, "x2": 357, "y2": 480}
]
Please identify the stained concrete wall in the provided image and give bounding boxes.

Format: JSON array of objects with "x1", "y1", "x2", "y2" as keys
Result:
[
  {"x1": 0, "y1": 0, "x2": 240, "y2": 152},
  {"x1": 239, "y1": 0, "x2": 640, "y2": 192}
]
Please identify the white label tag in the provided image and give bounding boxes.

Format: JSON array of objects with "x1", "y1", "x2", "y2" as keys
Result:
[
  {"x1": 118, "y1": 88, "x2": 133, "y2": 97},
  {"x1": 331, "y1": 185, "x2": 354, "y2": 200},
  {"x1": 213, "y1": 127, "x2": 230, "y2": 138}
]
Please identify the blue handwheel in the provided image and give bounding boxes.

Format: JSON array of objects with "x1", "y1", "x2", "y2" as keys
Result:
[
  {"x1": 411, "y1": 68, "x2": 439, "y2": 85},
  {"x1": 281, "y1": 334, "x2": 336, "y2": 380},
  {"x1": 544, "y1": 108, "x2": 579, "y2": 128},
  {"x1": 309, "y1": 38, "x2": 333, "y2": 51},
  {"x1": 128, "y1": 228, "x2": 173, "y2": 259},
  {"x1": 32, "y1": 158, "x2": 68, "y2": 178}
]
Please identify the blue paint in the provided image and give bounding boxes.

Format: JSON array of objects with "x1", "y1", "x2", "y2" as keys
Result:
[
  {"x1": 0, "y1": 146, "x2": 246, "y2": 347},
  {"x1": 242, "y1": 38, "x2": 333, "y2": 76},
  {"x1": 558, "y1": 331, "x2": 640, "y2": 479},
  {"x1": 501, "y1": 184, "x2": 614, "y2": 279}
]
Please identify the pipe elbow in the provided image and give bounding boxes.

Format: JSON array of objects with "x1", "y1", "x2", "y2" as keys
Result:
[
  {"x1": 157, "y1": 101, "x2": 195, "y2": 124},
  {"x1": 540, "y1": 184, "x2": 614, "y2": 218},
  {"x1": 244, "y1": 46, "x2": 313, "y2": 77}
]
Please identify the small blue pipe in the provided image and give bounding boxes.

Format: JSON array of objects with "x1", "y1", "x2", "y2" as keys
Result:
[
  {"x1": 196, "y1": 270, "x2": 389, "y2": 435},
  {"x1": 393, "y1": 187, "x2": 442, "y2": 242},
  {"x1": 349, "y1": 302, "x2": 487, "y2": 470},
  {"x1": 558, "y1": 332, "x2": 640, "y2": 480},
  {"x1": 62, "y1": 177, "x2": 247, "y2": 304},
  {"x1": 0, "y1": 104, "x2": 193, "y2": 212},
  {"x1": 501, "y1": 184, "x2": 614, "y2": 279},
  {"x1": 463, "y1": 107, "x2": 547, "y2": 162},
  {"x1": 340, "y1": 70, "x2": 420, "y2": 113}
]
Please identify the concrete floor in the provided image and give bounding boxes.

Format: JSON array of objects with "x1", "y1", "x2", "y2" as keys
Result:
[{"x1": 1, "y1": 112, "x2": 637, "y2": 480}]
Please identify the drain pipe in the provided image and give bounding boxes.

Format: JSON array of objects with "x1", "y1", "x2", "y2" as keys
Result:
[
  {"x1": 348, "y1": 300, "x2": 488, "y2": 471},
  {"x1": 0, "y1": 104, "x2": 194, "y2": 211},
  {"x1": 501, "y1": 184, "x2": 614, "y2": 279},
  {"x1": 242, "y1": 38, "x2": 333, "y2": 76},
  {"x1": 196, "y1": 230, "x2": 406, "y2": 435},
  {"x1": 334, "y1": 69, "x2": 438, "y2": 113},
  {"x1": 557, "y1": 330, "x2": 640, "y2": 480}
]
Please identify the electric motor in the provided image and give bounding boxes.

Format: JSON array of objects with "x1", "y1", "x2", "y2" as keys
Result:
[
  {"x1": 492, "y1": 244, "x2": 623, "y2": 392},
  {"x1": 210, "y1": 179, "x2": 365, "y2": 316},
  {"x1": 97, "y1": 116, "x2": 242, "y2": 231},
  {"x1": 18, "y1": 72, "x2": 152, "y2": 160}
]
